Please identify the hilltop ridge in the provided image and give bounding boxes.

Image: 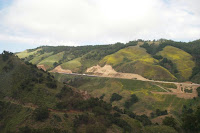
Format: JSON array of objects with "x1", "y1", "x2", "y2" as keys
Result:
[{"x1": 16, "y1": 39, "x2": 200, "y2": 83}]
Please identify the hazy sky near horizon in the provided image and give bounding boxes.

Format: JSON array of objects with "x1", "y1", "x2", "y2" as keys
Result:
[{"x1": 0, "y1": 0, "x2": 200, "y2": 53}]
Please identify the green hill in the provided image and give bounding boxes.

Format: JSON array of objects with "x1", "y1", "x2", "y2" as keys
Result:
[
  {"x1": 157, "y1": 46, "x2": 195, "y2": 80},
  {"x1": 38, "y1": 51, "x2": 65, "y2": 70},
  {"x1": 52, "y1": 73, "x2": 200, "y2": 133},
  {"x1": 99, "y1": 46, "x2": 176, "y2": 81},
  {"x1": 15, "y1": 39, "x2": 200, "y2": 83},
  {"x1": 99, "y1": 46, "x2": 157, "y2": 66},
  {"x1": 1, "y1": 51, "x2": 180, "y2": 133},
  {"x1": 53, "y1": 73, "x2": 198, "y2": 117},
  {"x1": 16, "y1": 48, "x2": 42, "y2": 59},
  {"x1": 29, "y1": 52, "x2": 54, "y2": 64}
]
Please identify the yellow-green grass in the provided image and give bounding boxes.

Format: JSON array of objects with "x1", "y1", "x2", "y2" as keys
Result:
[
  {"x1": 16, "y1": 48, "x2": 42, "y2": 58},
  {"x1": 143, "y1": 125, "x2": 178, "y2": 133},
  {"x1": 99, "y1": 46, "x2": 158, "y2": 67},
  {"x1": 29, "y1": 52, "x2": 53, "y2": 64},
  {"x1": 156, "y1": 83, "x2": 177, "y2": 89},
  {"x1": 116, "y1": 61, "x2": 177, "y2": 81},
  {"x1": 99, "y1": 46, "x2": 176, "y2": 81},
  {"x1": 52, "y1": 73, "x2": 200, "y2": 119},
  {"x1": 121, "y1": 115, "x2": 142, "y2": 133},
  {"x1": 38, "y1": 52, "x2": 65, "y2": 70},
  {"x1": 80, "y1": 58, "x2": 99, "y2": 72},
  {"x1": 158, "y1": 46, "x2": 195, "y2": 79},
  {"x1": 132, "y1": 91, "x2": 195, "y2": 115},
  {"x1": 61, "y1": 58, "x2": 82, "y2": 72}
]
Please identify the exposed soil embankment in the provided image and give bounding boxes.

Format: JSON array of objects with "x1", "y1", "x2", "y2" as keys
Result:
[
  {"x1": 37, "y1": 65, "x2": 47, "y2": 71},
  {"x1": 86, "y1": 65, "x2": 148, "y2": 81},
  {"x1": 50, "y1": 65, "x2": 72, "y2": 73}
]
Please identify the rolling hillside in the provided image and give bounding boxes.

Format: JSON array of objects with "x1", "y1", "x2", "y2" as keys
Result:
[
  {"x1": 15, "y1": 39, "x2": 200, "y2": 83},
  {"x1": 52, "y1": 72, "x2": 200, "y2": 133},
  {"x1": 1, "y1": 51, "x2": 181, "y2": 133},
  {"x1": 157, "y1": 46, "x2": 195, "y2": 80},
  {"x1": 99, "y1": 46, "x2": 176, "y2": 81},
  {"x1": 53, "y1": 73, "x2": 200, "y2": 116}
]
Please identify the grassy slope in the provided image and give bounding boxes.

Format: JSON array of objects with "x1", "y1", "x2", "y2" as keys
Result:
[
  {"x1": 61, "y1": 58, "x2": 82, "y2": 72},
  {"x1": 158, "y1": 46, "x2": 195, "y2": 80},
  {"x1": 16, "y1": 48, "x2": 42, "y2": 58},
  {"x1": 30, "y1": 52, "x2": 53, "y2": 64},
  {"x1": 61, "y1": 57, "x2": 99, "y2": 73},
  {"x1": 0, "y1": 55, "x2": 61, "y2": 108},
  {"x1": 191, "y1": 72, "x2": 200, "y2": 84},
  {"x1": 99, "y1": 46, "x2": 157, "y2": 66},
  {"x1": 38, "y1": 52, "x2": 65, "y2": 70},
  {"x1": 1, "y1": 54, "x2": 160, "y2": 133},
  {"x1": 0, "y1": 54, "x2": 74, "y2": 132},
  {"x1": 52, "y1": 73, "x2": 199, "y2": 119},
  {"x1": 100, "y1": 46, "x2": 176, "y2": 81}
]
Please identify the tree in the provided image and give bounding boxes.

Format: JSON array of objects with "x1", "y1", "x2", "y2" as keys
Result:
[
  {"x1": 33, "y1": 107, "x2": 49, "y2": 121},
  {"x1": 124, "y1": 94, "x2": 138, "y2": 109},
  {"x1": 110, "y1": 93, "x2": 122, "y2": 102},
  {"x1": 197, "y1": 87, "x2": 200, "y2": 97},
  {"x1": 53, "y1": 62, "x2": 59, "y2": 67},
  {"x1": 162, "y1": 116, "x2": 177, "y2": 129},
  {"x1": 2, "y1": 51, "x2": 12, "y2": 61}
]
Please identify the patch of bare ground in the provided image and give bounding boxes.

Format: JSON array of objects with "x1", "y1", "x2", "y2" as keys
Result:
[
  {"x1": 134, "y1": 109, "x2": 152, "y2": 116},
  {"x1": 37, "y1": 65, "x2": 47, "y2": 71},
  {"x1": 86, "y1": 65, "x2": 148, "y2": 81},
  {"x1": 151, "y1": 83, "x2": 200, "y2": 99},
  {"x1": 151, "y1": 115, "x2": 172, "y2": 124},
  {"x1": 50, "y1": 65, "x2": 72, "y2": 73}
]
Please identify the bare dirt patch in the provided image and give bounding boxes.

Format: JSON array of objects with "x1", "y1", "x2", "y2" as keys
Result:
[
  {"x1": 151, "y1": 115, "x2": 172, "y2": 124},
  {"x1": 37, "y1": 65, "x2": 47, "y2": 71},
  {"x1": 86, "y1": 65, "x2": 148, "y2": 80},
  {"x1": 151, "y1": 83, "x2": 200, "y2": 99},
  {"x1": 50, "y1": 65, "x2": 72, "y2": 74}
]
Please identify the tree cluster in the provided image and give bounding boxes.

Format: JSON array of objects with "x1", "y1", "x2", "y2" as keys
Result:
[
  {"x1": 124, "y1": 94, "x2": 138, "y2": 109},
  {"x1": 110, "y1": 93, "x2": 122, "y2": 102},
  {"x1": 33, "y1": 106, "x2": 49, "y2": 121}
]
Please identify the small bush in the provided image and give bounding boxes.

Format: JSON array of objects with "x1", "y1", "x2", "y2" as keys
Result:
[
  {"x1": 46, "y1": 82, "x2": 57, "y2": 89},
  {"x1": 162, "y1": 116, "x2": 177, "y2": 129},
  {"x1": 110, "y1": 93, "x2": 122, "y2": 102},
  {"x1": 33, "y1": 107, "x2": 49, "y2": 121},
  {"x1": 124, "y1": 94, "x2": 138, "y2": 109}
]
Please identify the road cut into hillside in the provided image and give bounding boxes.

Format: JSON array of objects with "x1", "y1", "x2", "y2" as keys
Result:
[{"x1": 50, "y1": 64, "x2": 200, "y2": 99}]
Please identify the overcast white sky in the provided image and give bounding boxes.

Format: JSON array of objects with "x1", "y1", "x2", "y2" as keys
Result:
[{"x1": 0, "y1": 0, "x2": 200, "y2": 52}]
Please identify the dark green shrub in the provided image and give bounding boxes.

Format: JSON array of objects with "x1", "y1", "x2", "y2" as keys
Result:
[
  {"x1": 110, "y1": 93, "x2": 122, "y2": 102},
  {"x1": 53, "y1": 115, "x2": 62, "y2": 122},
  {"x1": 33, "y1": 107, "x2": 49, "y2": 121},
  {"x1": 197, "y1": 87, "x2": 200, "y2": 97},
  {"x1": 162, "y1": 116, "x2": 176, "y2": 129},
  {"x1": 46, "y1": 82, "x2": 57, "y2": 89},
  {"x1": 156, "y1": 109, "x2": 168, "y2": 116},
  {"x1": 124, "y1": 94, "x2": 138, "y2": 109}
]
